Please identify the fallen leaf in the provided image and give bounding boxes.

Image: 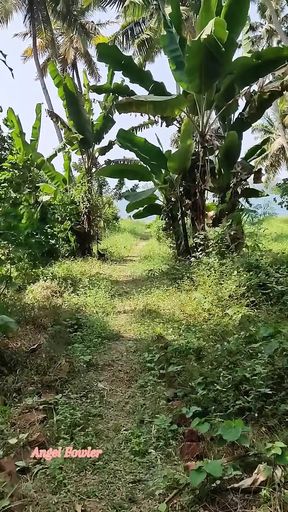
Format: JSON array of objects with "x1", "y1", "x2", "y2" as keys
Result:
[
  {"x1": 229, "y1": 464, "x2": 272, "y2": 489},
  {"x1": 75, "y1": 505, "x2": 83, "y2": 512}
]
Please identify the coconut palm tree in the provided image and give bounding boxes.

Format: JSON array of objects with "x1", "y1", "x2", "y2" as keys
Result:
[
  {"x1": 253, "y1": 98, "x2": 288, "y2": 179},
  {"x1": 18, "y1": 14, "x2": 106, "y2": 93},
  {"x1": 0, "y1": 0, "x2": 66, "y2": 142}
]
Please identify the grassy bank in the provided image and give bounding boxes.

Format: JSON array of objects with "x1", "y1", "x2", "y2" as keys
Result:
[{"x1": 0, "y1": 218, "x2": 288, "y2": 511}]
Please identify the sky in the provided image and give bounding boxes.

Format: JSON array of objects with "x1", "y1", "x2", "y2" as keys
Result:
[{"x1": 0, "y1": 4, "x2": 286, "y2": 217}]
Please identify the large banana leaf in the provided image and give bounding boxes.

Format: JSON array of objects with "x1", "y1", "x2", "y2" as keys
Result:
[
  {"x1": 37, "y1": 158, "x2": 67, "y2": 187},
  {"x1": 93, "y1": 111, "x2": 115, "y2": 145},
  {"x1": 184, "y1": 18, "x2": 228, "y2": 93},
  {"x1": 232, "y1": 79, "x2": 288, "y2": 133},
  {"x1": 169, "y1": 0, "x2": 186, "y2": 53},
  {"x1": 125, "y1": 187, "x2": 158, "y2": 213},
  {"x1": 98, "y1": 162, "x2": 152, "y2": 181},
  {"x1": 124, "y1": 187, "x2": 157, "y2": 203},
  {"x1": 196, "y1": 0, "x2": 218, "y2": 34},
  {"x1": 243, "y1": 138, "x2": 270, "y2": 163},
  {"x1": 116, "y1": 129, "x2": 167, "y2": 178},
  {"x1": 219, "y1": 131, "x2": 241, "y2": 173},
  {"x1": 133, "y1": 203, "x2": 163, "y2": 219},
  {"x1": 241, "y1": 187, "x2": 266, "y2": 199},
  {"x1": 63, "y1": 76, "x2": 94, "y2": 149},
  {"x1": 63, "y1": 152, "x2": 73, "y2": 186},
  {"x1": 216, "y1": 48, "x2": 288, "y2": 110},
  {"x1": 83, "y1": 71, "x2": 93, "y2": 118},
  {"x1": 49, "y1": 62, "x2": 94, "y2": 150},
  {"x1": 6, "y1": 108, "x2": 29, "y2": 154},
  {"x1": 221, "y1": 0, "x2": 250, "y2": 60},
  {"x1": 90, "y1": 83, "x2": 136, "y2": 97},
  {"x1": 117, "y1": 94, "x2": 189, "y2": 117},
  {"x1": 30, "y1": 103, "x2": 42, "y2": 152},
  {"x1": 161, "y1": 17, "x2": 187, "y2": 86},
  {"x1": 126, "y1": 194, "x2": 158, "y2": 213},
  {"x1": 96, "y1": 44, "x2": 170, "y2": 96},
  {"x1": 167, "y1": 118, "x2": 194, "y2": 173}
]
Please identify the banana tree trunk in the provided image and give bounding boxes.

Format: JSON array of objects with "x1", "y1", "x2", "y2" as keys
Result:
[
  {"x1": 80, "y1": 160, "x2": 94, "y2": 257},
  {"x1": 31, "y1": 9, "x2": 63, "y2": 144},
  {"x1": 262, "y1": 0, "x2": 288, "y2": 45}
]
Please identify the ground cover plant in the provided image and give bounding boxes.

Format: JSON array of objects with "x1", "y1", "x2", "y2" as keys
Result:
[{"x1": 0, "y1": 0, "x2": 288, "y2": 510}]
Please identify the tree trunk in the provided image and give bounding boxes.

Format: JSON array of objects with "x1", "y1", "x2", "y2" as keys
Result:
[
  {"x1": 30, "y1": 8, "x2": 63, "y2": 144},
  {"x1": 262, "y1": 0, "x2": 288, "y2": 45}
]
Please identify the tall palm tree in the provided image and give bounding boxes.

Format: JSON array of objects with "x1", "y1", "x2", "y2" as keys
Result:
[
  {"x1": 0, "y1": 0, "x2": 65, "y2": 142},
  {"x1": 18, "y1": 12, "x2": 106, "y2": 93},
  {"x1": 253, "y1": 98, "x2": 288, "y2": 179}
]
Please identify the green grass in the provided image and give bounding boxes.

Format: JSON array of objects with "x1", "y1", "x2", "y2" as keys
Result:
[
  {"x1": 261, "y1": 216, "x2": 288, "y2": 254},
  {"x1": 1, "y1": 218, "x2": 288, "y2": 511}
]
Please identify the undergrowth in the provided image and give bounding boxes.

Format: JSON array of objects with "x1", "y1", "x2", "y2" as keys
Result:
[{"x1": 0, "y1": 217, "x2": 288, "y2": 511}]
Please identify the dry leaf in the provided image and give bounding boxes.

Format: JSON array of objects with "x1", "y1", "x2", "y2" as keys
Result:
[
  {"x1": 74, "y1": 504, "x2": 83, "y2": 512},
  {"x1": 230, "y1": 464, "x2": 272, "y2": 489}
]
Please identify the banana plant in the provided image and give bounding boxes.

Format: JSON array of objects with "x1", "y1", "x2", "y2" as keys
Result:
[
  {"x1": 95, "y1": 0, "x2": 288, "y2": 255},
  {"x1": 48, "y1": 63, "x2": 117, "y2": 257},
  {"x1": 5, "y1": 104, "x2": 72, "y2": 199}
]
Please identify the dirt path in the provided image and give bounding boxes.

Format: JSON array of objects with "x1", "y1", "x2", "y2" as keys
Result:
[{"x1": 68, "y1": 241, "x2": 167, "y2": 512}]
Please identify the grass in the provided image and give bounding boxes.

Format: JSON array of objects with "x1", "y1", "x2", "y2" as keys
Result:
[{"x1": 0, "y1": 218, "x2": 288, "y2": 511}]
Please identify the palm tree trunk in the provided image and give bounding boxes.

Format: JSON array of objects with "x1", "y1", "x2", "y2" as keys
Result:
[
  {"x1": 262, "y1": 0, "x2": 288, "y2": 45},
  {"x1": 30, "y1": 5, "x2": 63, "y2": 144}
]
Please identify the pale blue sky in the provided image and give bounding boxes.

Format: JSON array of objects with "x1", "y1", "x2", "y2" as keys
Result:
[{"x1": 0, "y1": 6, "x2": 259, "y2": 159}]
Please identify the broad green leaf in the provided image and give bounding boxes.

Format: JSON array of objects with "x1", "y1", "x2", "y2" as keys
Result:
[
  {"x1": 185, "y1": 18, "x2": 228, "y2": 93},
  {"x1": 231, "y1": 79, "x2": 288, "y2": 133},
  {"x1": 49, "y1": 63, "x2": 94, "y2": 149},
  {"x1": 126, "y1": 194, "x2": 158, "y2": 213},
  {"x1": 98, "y1": 163, "x2": 152, "y2": 181},
  {"x1": 96, "y1": 44, "x2": 170, "y2": 96},
  {"x1": 189, "y1": 468, "x2": 207, "y2": 488},
  {"x1": 124, "y1": 187, "x2": 157, "y2": 202},
  {"x1": 158, "y1": 503, "x2": 168, "y2": 512},
  {"x1": 217, "y1": 49, "x2": 288, "y2": 113},
  {"x1": 83, "y1": 70, "x2": 93, "y2": 117},
  {"x1": 241, "y1": 187, "x2": 266, "y2": 199},
  {"x1": 219, "y1": 419, "x2": 244, "y2": 442},
  {"x1": 90, "y1": 82, "x2": 136, "y2": 97},
  {"x1": 117, "y1": 94, "x2": 190, "y2": 117},
  {"x1": 167, "y1": 118, "x2": 194, "y2": 173},
  {"x1": 203, "y1": 460, "x2": 223, "y2": 478},
  {"x1": 30, "y1": 103, "x2": 42, "y2": 151},
  {"x1": 161, "y1": 17, "x2": 187, "y2": 86},
  {"x1": 191, "y1": 417, "x2": 211, "y2": 434},
  {"x1": 63, "y1": 76, "x2": 94, "y2": 149},
  {"x1": 0, "y1": 315, "x2": 17, "y2": 335},
  {"x1": 38, "y1": 183, "x2": 57, "y2": 196},
  {"x1": 117, "y1": 128, "x2": 168, "y2": 177},
  {"x1": 196, "y1": 0, "x2": 218, "y2": 34},
  {"x1": 6, "y1": 107, "x2": 28, "y2": 154},
  {"x1": 63, "y1": 152, "x2": 73, "y2": 186},
  {"x1": 221, "y1": 0, "x2": 250, "y2": 40},
  {"x1": 169, "y1": 0, "x2": 186, "y2": 53},
  {"x1": 38, "y1": 158, "x2": 66, "y2": 188},
  {"x1": 275, "y1": 449, "x2": 288, "y2": 465},
  {"x1": 96, "y1": 141, "x2": 115, "y2": 156},
  {"x1": 133, "y1": 203, "x2": 163, "y2": 219},
  {"x1": 219, "y1": 131, "x2": 241, "y2": 173},
  {"x1": 243, "y1": 138, "x2": 270, "y2": 162},
  {"x1": 93, "y1": 111, "x2": 115, "y2": 145}
]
